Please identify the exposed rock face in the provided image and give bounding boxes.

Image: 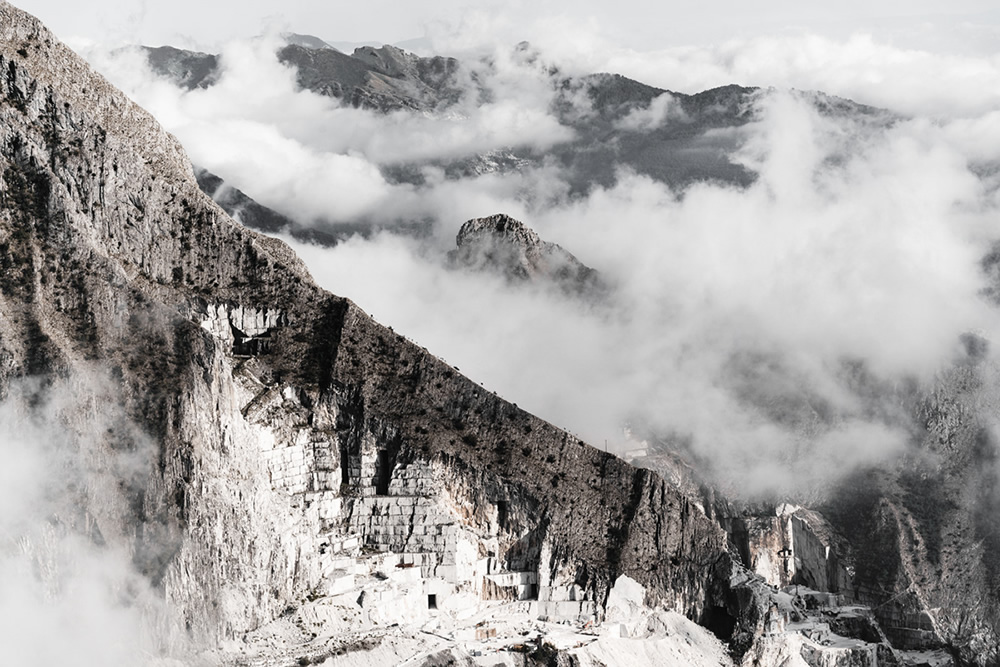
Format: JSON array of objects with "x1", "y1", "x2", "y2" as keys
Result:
[
  {"x1": 448, "y1": 213, "x2": 607, "y2": 298},
  {"x1": 719, "y1": 504, "x2": 853, "y2": 595},
  {"x1": 743, "y1": 587, "x2": 905, "y2": 667},
  {"x1": 0, "y1": 2, "x2": 761, "y2": 661},
  {"x1": 633, "y1": 362, "x2": 1000, "y2": 666}
]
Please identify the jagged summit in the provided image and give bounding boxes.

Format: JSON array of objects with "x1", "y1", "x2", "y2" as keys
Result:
[{"x1": 449, "y1": 213, "x2": 606, "y2": 298}]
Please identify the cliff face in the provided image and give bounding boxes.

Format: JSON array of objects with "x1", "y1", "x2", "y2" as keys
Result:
[{"x1": 0, "y1": 2, "x2": 758, "y2": 659}]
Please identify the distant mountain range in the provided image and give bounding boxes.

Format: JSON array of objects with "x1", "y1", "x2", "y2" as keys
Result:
[{"x1": 140, "y1": 36, "x2": 892, "y2": 242}]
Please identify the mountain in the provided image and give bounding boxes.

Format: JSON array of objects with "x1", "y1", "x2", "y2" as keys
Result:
[
  {"x1": 448, "y1": 213, "x2": 608, "y2": 298},
  {"x1": 143, "y1": 45, "x2": 219, "y2": 90},
  {"x1": 632, "y1": 345, "x2": 1000, "y2": 665},
  {"x1": 140, "y1": 38, "x2": 463, "y2": 112},
  {"x1": 281, "y1": 33, "x2": 335, "y2": 51}
]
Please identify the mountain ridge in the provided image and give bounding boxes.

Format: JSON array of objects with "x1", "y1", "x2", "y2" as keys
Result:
[{"x1": 135, "y1": 42, "x2": 892, "y2": 238}]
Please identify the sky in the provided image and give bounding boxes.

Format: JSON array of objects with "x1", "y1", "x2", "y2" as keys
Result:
[{"x1": 11, "y1": 0, "x2": 1000, "y2": 57}]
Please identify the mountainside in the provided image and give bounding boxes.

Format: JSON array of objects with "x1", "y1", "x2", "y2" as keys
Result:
[
  {"x1": 0, "y1": 3, "x2": 763, "y2": 663},
  {"x1": 631, "y1": 350, "x2": 1000, "y2": 664}
]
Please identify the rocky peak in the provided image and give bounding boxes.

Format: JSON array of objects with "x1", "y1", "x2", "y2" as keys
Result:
[
  {"x1": 281, "y1": 33, "x2": 334, "y2": 50},
  {"x1": 449, "y1": 213, "x2": 607, "y2": 298}
]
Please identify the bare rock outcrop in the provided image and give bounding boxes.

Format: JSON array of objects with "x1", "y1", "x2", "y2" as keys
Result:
[{"x1": 448, "y1": 213, "x2": 607, "y2": 298}]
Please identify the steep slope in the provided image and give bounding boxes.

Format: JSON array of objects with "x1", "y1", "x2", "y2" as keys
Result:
[
  {"x1": 819, "y1": 359, "x2": 1000, "y2": 663},
  {"x1": 632, "y1": 354, "x2": 1000, "y2": 663},
  {"x1": 0, "y1": 2, "x2": 761, "y2": 661}
]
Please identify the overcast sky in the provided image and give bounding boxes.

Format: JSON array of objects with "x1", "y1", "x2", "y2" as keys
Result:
[{"x1": 11, "y1": 0, "x2": 1000, "y2": 56}]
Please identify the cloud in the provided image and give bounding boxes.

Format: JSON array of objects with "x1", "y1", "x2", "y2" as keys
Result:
[
  {"x1": 81, "y1": 30, "x2": 1000, "y2": 496},
  {"x1": 426, "y1": 13, "x2": 1000, "y2": 117},
  {"x1": 84, "y1": 35, "x2": 576, "y2": 227},
  {"x1": 582, "y1": 33, "x2": 1000, "y2": 118},
  {"x1": 613, "y1": 93, "x2": 684, "y2": 131},
  {"x1": 282, "y1": 88, "x2": 1000, "y2": 495}
]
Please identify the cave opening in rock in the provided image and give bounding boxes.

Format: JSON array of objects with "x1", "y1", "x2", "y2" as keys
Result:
[
  {"x1": 230, "y1": 325, "x2": 271, "y2": 356},
  {"x1": 496, "y1": 500, "x2": 508, "y2": 529},
  {"x1": 375, "y1": 450, "x2": 392, "y2": 495},
  {"x1": 428, "y1": 594, "x2": 438, "y2": 610},
  {"x1": 702, "y1": 605, "x2": 737, "y2": 641}
]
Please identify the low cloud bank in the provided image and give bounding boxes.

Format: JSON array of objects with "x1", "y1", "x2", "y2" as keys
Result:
[
  {"x1": 85, "y1": 36, "x2": 576, "y2": 226},
  {"x1": 425, "y1": 18, "x2": 1000, "y2": 118}
]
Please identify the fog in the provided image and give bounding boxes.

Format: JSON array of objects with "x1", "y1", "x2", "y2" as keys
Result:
[
  {"x1": 16, "y1": 0, "x2": 1000, "y2": 59},
  {"x1": 0, "y1": 373, "x2": 185, "y2": 665},
  {"x1": 79, "y1": 28, "x2": 1000, "y2": 496}
]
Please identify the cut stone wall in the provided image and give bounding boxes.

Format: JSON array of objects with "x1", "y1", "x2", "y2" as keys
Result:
[{"x1": 734, "y1": 505, "x2": 851, "y2": 597}]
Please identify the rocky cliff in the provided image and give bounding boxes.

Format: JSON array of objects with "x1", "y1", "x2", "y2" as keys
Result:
[{"x1": 0, "y1": 2, "x2": 763, "y2": 662}]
